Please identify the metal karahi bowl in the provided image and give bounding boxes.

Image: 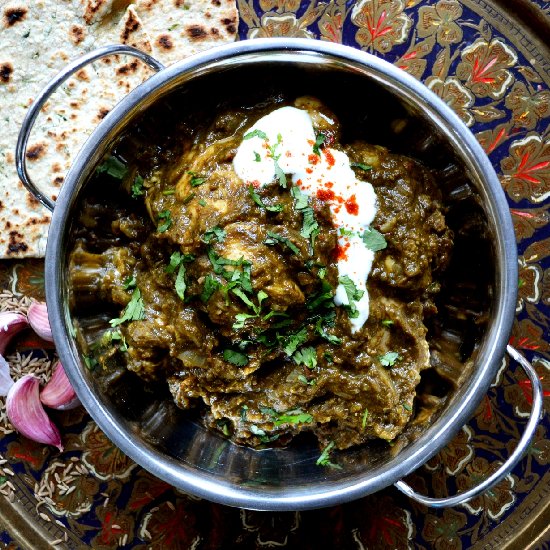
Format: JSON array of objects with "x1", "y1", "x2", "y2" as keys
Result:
[{"x1": 16, "y1": 39, "x2": 542, "y2": 511}]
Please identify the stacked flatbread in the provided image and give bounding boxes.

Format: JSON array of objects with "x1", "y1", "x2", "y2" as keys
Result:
[{"x1": 0, "y1": 0, "x2": 238, "y2": 258}]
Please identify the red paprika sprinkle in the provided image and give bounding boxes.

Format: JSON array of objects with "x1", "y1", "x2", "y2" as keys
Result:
[
  {"x1": 345, "y1": 195, "x2": 359, "y2": 215},
  {"x1": 334, "y1": 242, "x2": 350, "y2": 260},
  {"x1": 316, "y1": 188, "x2": 335, "y2": 201},
  {"x1": 324, "y1": 149, "x2": 335, "y2": 167},
  {"x1": 308, "y1": 154, "x2": 319, "y2": 165}
]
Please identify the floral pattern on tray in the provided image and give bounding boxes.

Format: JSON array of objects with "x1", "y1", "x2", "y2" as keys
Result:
[{"x1": 0, "y1": 0, "x2": 548, "y2": 548}]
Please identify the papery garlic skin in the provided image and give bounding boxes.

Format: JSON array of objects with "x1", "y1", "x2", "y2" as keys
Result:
[
  {"x1": 0, "y1": 355, "x2": 14, "y2": 396},
  {"x1": 27, "y1": 302, "x2": 53, "y2": 342},
  {"x1": 40, "y1": 362, "x2": 80, "y2": 410},
  {"x1": 0, "y1": 312, "x2": 29, "y2": 355},
  {"x1": 6, "y1": 374, "x2": 63, "y2": 451}
]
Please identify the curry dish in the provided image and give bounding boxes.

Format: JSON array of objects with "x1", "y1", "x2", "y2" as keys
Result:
[{"x1": 69, "y1": 96, "x2": 453, "y2": 450}]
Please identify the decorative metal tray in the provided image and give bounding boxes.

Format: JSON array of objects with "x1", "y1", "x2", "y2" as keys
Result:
[{"x1": 0, "y1": 0, "x2": 548, "y2": 547}]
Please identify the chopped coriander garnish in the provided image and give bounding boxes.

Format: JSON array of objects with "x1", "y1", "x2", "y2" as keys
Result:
[
  {"x1": 157, "y1": 210, "x2": 172, "y2": 232},
  {"x1": 351, "y1": 162, "x2": 372, "y2": 171},
  {"x1": 123, "y1": 275, "x2": 136, "y2": 290},
  {"x1": 233, "y1": 312, "x2": 257, "y2": 330},
  {"x1": 83, "y1": 354, "x2": 98, "y2": 371},
  {"x1": 339, "y1": 227, "x2": 354, "y2": 237},
  {"x1": 324, "y1": 351, "x2": 334, "y2": 364},
  {"x1": 362, "y1": 227, "x2": 387, "y2": 252},
  {"x1": 110, "y1": 288, "x2": 145, "y2": 327},
  {"x1": 131, "y1": 175, "x2": 144, "y2": 198},
  {"x1": 248, "y1": 185, "x2": 283, "y2": 212},
  {"x1": 168, "y1": 23, "x2": 179, "y2": 30},
  {"x1": 273, "y1": 410, "x2": 313, "y2": 426},
  {"x1": 403, "y1": 403, "x2": 412, "y2": 411},
  {"x1": 265, "y1": 230, "x2": 300, "y2": 255},
  {"x1": 280, "y1": 326, "x2": 308, "y2": 356},
  {"x1": 379, "y1": 351, "x2": 400, "y2": 367},
  {"x1": 187, "y1": 171, "x2": 206, "y2": 187},
  {"x1": 298, "y1": 374, "x2": 316, "y2": 386},
  {"x1": 181, "y1": 192, "x2": 196, "y2": 205},
  {"x1": 110, "y1": 329, "x2": 128, "y2": 352},
  {"x1": 244, "y1": 129, "x2": 268, "y2": 140},
  {"x1": 175, "y1": 264, "x2": 186, "y2": 301},
  {"x1": 198, "y1": 199, "x2": 207, "y2": 207},
  {"x1": 261, "y1": 407, "x2": 313, "y2": 426},
  {"x1": 293, "y1": 347, "x2": 317, "y2": 369},
  {"x1": 316, "y1": 441, "x2": 341, "y2": 469},
  {"x1": 96, "y1": 156, "x2": 127, "y2": 179},
  {"x1": 290, "y1": 185, "x2": 309, "y2": 209},
  {"x1": 253, "y1": 151, "x2": 261, "y2": 162},
  {"x1": 381, "y1": 319, "x2": 394, "y2": 327},
  {"x1": 241, "y1": 405, "x2": 249, "y2": 421},
  {"x1": 338, "y1": 275, "x2": 365, "y2": 318},
  {"x1": 274, "y1": 160, "x2": 287, "y2": 188},
  {"x1": 202, "y1": 226, "x2": 226, "y2": 244},
  {"x1": 361, "y1": 408, "x2": 369, "y2": 429},
  {"x1": 223, "y1": 349, "x2": 249, "y2": 367},
  {"x1": 312, "y1": 133, "x2": 326, "y2": 156},
  {"x1": 201, "y1": 274, "x2": 221, "y2": 303}
]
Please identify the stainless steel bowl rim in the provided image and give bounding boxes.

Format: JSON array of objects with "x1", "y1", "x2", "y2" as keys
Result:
[{"x1": 44, "y1": 38, "x2": 518, "y2": 510}]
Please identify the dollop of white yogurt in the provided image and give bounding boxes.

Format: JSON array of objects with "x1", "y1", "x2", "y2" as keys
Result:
[{"x1": 233, "y1": 106, "x2": 378, "y2": 332}]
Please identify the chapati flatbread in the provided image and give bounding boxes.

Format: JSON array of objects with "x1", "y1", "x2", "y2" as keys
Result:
[{"x1": 0, "y1": 0, "x2": 238, "y2": 258}]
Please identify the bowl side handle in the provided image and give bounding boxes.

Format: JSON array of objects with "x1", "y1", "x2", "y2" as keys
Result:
[
  {"x1": 394, "y1": 345, "x2": 544, "y2": 508},
  {"x1": 15, "y1": 44, "x2": 165, "y2": 212}
]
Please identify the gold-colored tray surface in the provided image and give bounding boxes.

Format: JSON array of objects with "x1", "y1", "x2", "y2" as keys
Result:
[{"x1": 0, "y1": 0, "x2": 549, "y2": 547}]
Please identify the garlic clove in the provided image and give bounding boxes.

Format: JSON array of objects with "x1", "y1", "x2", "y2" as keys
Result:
[
  {"x1": 0, "y1": 355, "x2": 14, "y2": 396},
  {"x1": 27, "y1": 302, "x2": 53, "y2": 343},
  {"x1": 6, "y1": 374, "x2": 63, "y2": 451},
  {"x1": 0, "y1": 312, "x2": 29, "y2": 355},
  {"x1": 40, "y1": 361, "x2": 80, "y2": 410}
]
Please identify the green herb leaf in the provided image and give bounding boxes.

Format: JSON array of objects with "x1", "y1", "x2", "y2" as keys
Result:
[
  {"x1": 280, "y1": 326, "x2": 308, "y2": 356},
  {"x1": 201, "y1": 274, "x2": 221, "y2": 303},
  {"x1": 110, "y1": 288, "x2": 145, "y2": 327},
  {"x1": 273, "y1": 410, "x2": 313, "y2": 426},
  {"x1": 312, "y1": 133, "x2": 326, "y2": 156},
  {"x1": 187, "y1": 171, "x2": 206, "y2": 187},
  {"x1": 361, "y1": 227, "x2": 387, "y2": 252},
  {"x1": 181, "y1": 192, "x2": 196, "y2": 205},
  {"x1": 83, "y1": 355, "x2": 98, "y2": 371},
  {"x1": 339, "y1": 227, "x2": 354, "y2": 237},
  {"x1": 338, "y1": 275, "x2": 365, "y2": 318},
  {"x1": 300, "y1": 207, "x2": 319, "y2": 245},
  {"x1": 381, "y1": 319, "x2": 394, "y2": 327},
  {"x1": 223, "y1": 349, "x2": 249, "y2": 367},
  {"x1": 379, "y1": 351, "x2": 400, "y2": 367},
  {"x1": 157, "y1": 210, "x2": 172, "y2": 233},
  {"x1": 403, "y1": 403, "x2": 412, "y2": 411},
  {"x1": 232, "y1": 287, "x2": 257, "y2": 311},
  {"x1": 307, "y1": 279, "x2": 334, "y2": 311},
  {"x1": 293, "y1": 346, "x2": 318, "y2": 369},
  {"x1": 175, "y1": 263, "x2": 186, "y2": 301},
  {"x1": 131, "y1": 175, "x2": 144, "y2": 198},
  {"x1": 274, "y1": 160, "x2": 287, "y2": 188},
  {"x1": 265, "y1": 230, "x2": 300, "y2": 255},
  {"x1": 123, "y1": 275, "x2": 136, "y2": 290},
  {"x1": 316, "y1": 441, "x2": 341, "y2": 469},
  {"x1": 298, "y1": 375, "x2": 316, "y2": 386},
  {"x1": 198, "y1": 199, "x2": 207, "y2": 207},
  {"x1": 244, "y1": 129, "x2": 268, "y2": 141},
  {"x1": 253, "y1": 151, "x2": 261, "y2": 162},
  {"x1": 202, "y1": 226, "x2": 226, "y2": 244},
  {"x1": 351, "y1": 162, "x2": 372, "y2": 171},
  {"x1": 362, "y1": 408, "x2": 369, "y2": 429},
  {"x1": 233, "y1": 312, "x2": 258, "y2": 330},
  {"x1": 96, "y1": 156, "x2": 127, "y2": 179},
  {"x1": 248, "y1": 185, "x2": 283, "y2": 212}
]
